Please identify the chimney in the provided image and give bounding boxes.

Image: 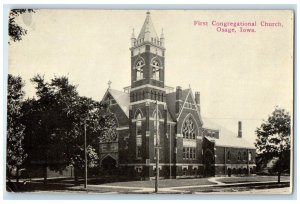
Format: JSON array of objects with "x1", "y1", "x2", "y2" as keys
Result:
[
  {"x1": 175, "y1": 86, "x2": 183, "y2": 115},
  {"x1": 195, "y1": 91, "x2": 201, "y2": 113},
  {"x1": 238, "y1": 121, "x2": 242, "y2": 138}
]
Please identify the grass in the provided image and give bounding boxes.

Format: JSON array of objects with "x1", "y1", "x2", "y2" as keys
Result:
[
  {"x1": 99, "y1": 177, "x2": 214, "y2": 188},
  {"x1": 6, "y1": 175, "x2": 291, "y2": 193}
]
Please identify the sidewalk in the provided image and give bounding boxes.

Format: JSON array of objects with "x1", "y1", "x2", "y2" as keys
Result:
[{"x1": 70, "y1": 179, "x2": 290, "y2": 194}]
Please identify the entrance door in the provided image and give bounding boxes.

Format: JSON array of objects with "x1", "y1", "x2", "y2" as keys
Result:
[{"x1": 101, "y1": 155, "x2": 117, "y2": 175}]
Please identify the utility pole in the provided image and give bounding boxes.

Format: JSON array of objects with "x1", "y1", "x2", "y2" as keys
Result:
[
  {"x1": 84, "y1": 119, "x2": 88, "y2": 189},
  {"x1": 155, "y1": 101, "x2": 159, "y2": 193},
  {"x1": 169, "y1": 125, "x2": 172, "y2": 179}
]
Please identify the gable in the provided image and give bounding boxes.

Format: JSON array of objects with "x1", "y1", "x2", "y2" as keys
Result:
[
  {"x1": 103, "y1": 93, "x2": 117, "y2": 104},
  {"x1": 178, "y1": 89, "x2": 203, "y2": 126},
  {"x1": 183, "y1": 92, "x2": 197, "y2": 110},
  {"x1": 102, "y1": 89, "x2": 130, "y2": 118}
]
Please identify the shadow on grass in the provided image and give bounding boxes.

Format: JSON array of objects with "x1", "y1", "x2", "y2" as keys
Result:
[
  {"x1": 6, "y1": 176, "x2": 139, "y2": 192},
  {"x1": 6, "y1": 181, "x2": 73, "y2": 192}
]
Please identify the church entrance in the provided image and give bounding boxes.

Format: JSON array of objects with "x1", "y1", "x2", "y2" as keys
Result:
[{"x1": 101, "y1": 155, "x2": 117, "y2": 175}]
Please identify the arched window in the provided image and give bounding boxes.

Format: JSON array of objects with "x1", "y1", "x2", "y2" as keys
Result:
[
  {"x1": 243, "y1": 152, "x2": 247, "y2": 160},
  {"x1": 99, "y1": 117, "x2": 118, "y2": 143},
  {"x1": 136, "y1": 112, "x2": 142, "y2": 136},
  {"x1": 135, "y1": 60, "x2": 144, "y2": 80},
  {"x1": 157, "y1": 92, "x2": 161, "y2": 101},
  {"x1": 136, "y1": 112, "x2": 142, "y2": 159},
  {"x1": 227, "y1": 151, "x2": 231, "y2": 161},
  {"x1": 182, "y1": 116, "x2": 196, "y2": 139},
  {"x1": 238, "y1": 152, "x2": 241, "y2": 160},
  {"x1": 151, "y1": 60, "x2": 160, "y2": 80},
  {"x1": 248, "y1": 152, "x2": 252, "y2": 161}
]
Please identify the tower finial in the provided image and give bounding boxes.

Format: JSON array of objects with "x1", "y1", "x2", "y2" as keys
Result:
[
  {"x1": 108, "y1": 80, "x2": 112, "y2": 89},
  {"x1": 131, "y1": 28, "x2": 135, "y2": 38},
  {"x1": 160, "y1": 28, "x2": 164, "y2": 38}
]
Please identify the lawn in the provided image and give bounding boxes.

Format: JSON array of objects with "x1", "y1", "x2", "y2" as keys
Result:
[
  {"x1": 6, "y1": 175, "x2": 291, "y2": 193},
  {"x1": 99, "y1": 177, "x2": 214, "y2": 188}
]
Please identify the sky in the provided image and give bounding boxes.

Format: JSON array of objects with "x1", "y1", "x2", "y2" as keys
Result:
[{"x1": 8, "y1": 10, "x2": 294, "y2": 145}]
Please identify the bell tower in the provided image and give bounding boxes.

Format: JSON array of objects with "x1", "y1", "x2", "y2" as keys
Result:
[
  {"x1": 128, "y1": 12, "x2": 168, "y2": 178},
  {"x1": 130, "y1": 11, "x2": 166, "y2": 103}
]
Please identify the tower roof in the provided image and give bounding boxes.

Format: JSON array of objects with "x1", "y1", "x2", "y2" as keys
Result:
[{"x1": 137, "y1": 11, "x2": 159, "y2": 41}]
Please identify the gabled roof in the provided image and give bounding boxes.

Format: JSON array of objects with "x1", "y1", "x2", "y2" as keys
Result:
[
  {"x1": 166, "y1": 108, "x2": 175, "y2": 123},
  {"x1": 102, "y1": 89, "x2": 130, "y2": 118},
  {"x1": 203, "y1": 117, "x2": 255, "y2": 149},
  {"x1": 137, "y1": 11, "x2": 159, "y2": 41},
  {"x1": 166, "y1": 92, "x2": 176, "y2": 120}
]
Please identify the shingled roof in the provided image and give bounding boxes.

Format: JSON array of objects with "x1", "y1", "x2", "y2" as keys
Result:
[
  {"x1": 137, "y1": 11, "x2": 159, "y2": 41},
  {"x1": 104, "y1": 89, "x2": 130, "y2": 118}
]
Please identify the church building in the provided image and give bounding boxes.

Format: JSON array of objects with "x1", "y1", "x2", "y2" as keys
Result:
[{"x1": 100, "y1": 11, "x2": 256, "y2": 179}]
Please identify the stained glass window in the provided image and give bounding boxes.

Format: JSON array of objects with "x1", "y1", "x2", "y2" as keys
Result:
[
  {"x1": 182, "y1": 117, "x2": 196, "y2": 139},
  {"x1": 136, "y1": 113, "x2": 142, "y2": 136},
  {"x1": 136, "y1": 112, "x2": 142, "y2": 159},
  {"x1": 99, "y1": 118, "x2": 117, "y2": 143}
]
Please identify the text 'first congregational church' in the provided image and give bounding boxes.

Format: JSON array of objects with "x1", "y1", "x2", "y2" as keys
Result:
[{"x1": 100, "y1": 11, "x2": 256, "y2": 179}]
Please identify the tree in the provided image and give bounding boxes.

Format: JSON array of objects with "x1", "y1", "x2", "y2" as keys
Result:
[
  {"x1": 22, "y1": 75, "x2": 59, "y2": 184},
  {"x1": 64, "y1": 96, "x2": 101, "y2": 184},
  {"x1": 7, "y1": 74, "x2": 27, "y2": 182},
  {"x1": 255, "y1": 107, "x2": 291, "y2": 183},
  {"x1": 22, "y1": 75, "x2": 113, "y2": 185},
  {"x1": 9, "y1": 9, "x2": 35, "y2": 43}
]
